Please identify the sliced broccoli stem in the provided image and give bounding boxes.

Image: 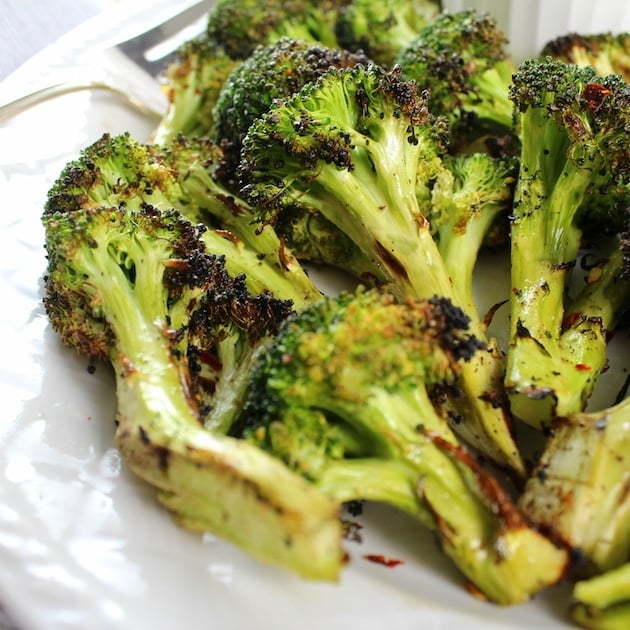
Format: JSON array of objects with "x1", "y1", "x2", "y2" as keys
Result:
[
  {"x1": 571, "y1": 563, "x2": 630, "y2": 629},
  {"x1": 519, "y1": 395, "x2": 630, "y2": 574}
]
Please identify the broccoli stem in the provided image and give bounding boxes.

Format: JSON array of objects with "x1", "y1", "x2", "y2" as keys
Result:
[
  {"x1": 519, "y1": 394, "x2": 630, "y2": 574},
  {"x1": 571, "y1": 563, "x2": 630, "y2": 630},
  {"x1": 507, "y1": 144, "x2": 600, "y2": 427},
  {"x1": 314, "y1": 386, "x2": 567, "y2": 604}
]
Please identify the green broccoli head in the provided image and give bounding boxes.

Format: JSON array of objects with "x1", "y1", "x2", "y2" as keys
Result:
[
  {"x1": 45, "y1": 132, "x2": 322, "y2": 309},
  {"x1": 236, "y1": 287, "x2": 567, "y2": 604},
  {"x1": 206, "y1": 0, "x2": 349, "y2": 60},
  {"x1": 541, "y1": 31, "x2": 630, "y2": 82},
  {"x1": 334, "y1": 0, "x2": 440, "y2": 67},
  {"x1": 214, "y1": 37, "x2": 371, "y2": 172},
  {"x1": 152, "y1": 37, "x2": 239, "y2": 145},
  {"x1": 396, "y1": 9, "x2": 516, "y2": 134},
  {"x1": 42, "y1": 203, "x2": 215, "y2": 366},
  {"x1": 238, "y1": 287, "x2": 481, "y2": 484}
]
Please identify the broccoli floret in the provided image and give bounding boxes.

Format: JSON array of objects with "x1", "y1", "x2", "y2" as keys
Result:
[
  {"x1": 213, "y1": 37, "x2": 371, "y2": 178},
  {"x1": 235, "y1": 288, "x2": 568, "y2": 604},
  {"x1": 519, "y1": 391, "x2": 630, "y2": 577},
  {"x1": 152, "y1": 38, "x2": 239, "y2": 145},
  {"x1": 206, "y1": 0, "x2": 348, "y2": 60},
  {"x1": 238, "y1": 63, "x2": 525, "y2": 475},
  {"x1": 42, "y1": 202, "x2": 343, "y2": 579},
  {"x1": 334, "y1": 0, "x2": 440, "y2": 67},
  {"x1": 541, "y1": 31, "x2": 630, "y2": 82},
  {"x1": 396, "y1": 9, "x2": 516, "y2": 138},
  {"x1": 504, "y1": 58, "x2": 630, "y2": 428},
  {"x1": 45, "y1": 132, "x2": 322, "y2": 310},
  {"x1": 571, "y1": 563, "x2": 630, "y2": 629},
  {"x1": 429, "y1": 152, "x2": 518, "y2": 327}
]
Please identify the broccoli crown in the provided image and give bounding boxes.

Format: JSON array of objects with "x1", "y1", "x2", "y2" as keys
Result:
[
  {"x1": 509, "y1": 58, "x2": 630, "y2": 193},
  {"x1": 541, "y1": 31, "x2": 630, "y2": 82},
  {"x1": 214, "y1": 37, "x2": 371, "y2": 161},
  {"x1": 206, "y1": 0, "x2": 349, "y2": 60},
  {"x1": 334, "y1": 0, "x2": 440, "y2": 67},
  {"x1": 45, "y1": 132, "x2": 183, "y2": 217},
  {"x1": 42, "y1": 203, "x2": 213, "y2": 365},
  {"x1": 153, "y1": 37, "x2": 238, "y2": 144},
  {"x1": 396, "y1": 9, "x2": 515, "y2": 130},
  {"x1": 45, "y1": 132, "x2": 323, "y2": 309},
  {"x1": 430, "y1": 152, "x2": 518, "y2": 238},
  {"x1": 239, "y1": 288, "x2": 481, "y2": 434},
  {"x1": 239, "y1": 62, "x2": 447, "y2": 219}
]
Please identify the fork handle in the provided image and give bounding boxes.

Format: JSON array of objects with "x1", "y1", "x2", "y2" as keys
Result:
[{"x1": 0, "y1": 78, "x2": 167, "y2": 124}]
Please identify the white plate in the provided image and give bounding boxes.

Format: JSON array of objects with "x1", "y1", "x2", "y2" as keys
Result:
[{"x1": 0, "y1": 2, "x2": 626, "y2": 629}]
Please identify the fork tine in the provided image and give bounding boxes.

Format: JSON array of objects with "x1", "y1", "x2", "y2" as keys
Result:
[{"x1": 116, "y1": 0, "x2": 214, "y2": 76}]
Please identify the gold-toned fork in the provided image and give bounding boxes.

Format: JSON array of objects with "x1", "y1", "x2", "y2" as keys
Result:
[{"x1": 0, "y1": 0, "x2": 213, "y2": 124}]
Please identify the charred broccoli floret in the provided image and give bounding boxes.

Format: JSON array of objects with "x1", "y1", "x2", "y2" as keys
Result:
[
  {"x1": 213, "y1": 37, "x2": 371, "y2": 176},
  {"x1": 238, "y1": 62, "x2": 525, "y2": 475},
  {"x1": 152, "y1": 37, "x2": 238, "y2": 145},
  {"x1": 45, "y1": 132, "x2": 322, "y2": 310},
  {"x1": 504, "y1": 58, "x2": 630, "y2": 428},
  {"x1": 429, "y1": 152, "x2": 518, "y2": 327},
  {"x1": 396, "y1": 9, "x2": 516, "y2": 138},
  {"x1": 42, "y1": 202, "x2": 343, "y2": 579},
  {"x1": 206, "y1": 0, "x2": 348, "y2": 60},
  {"x1": 235, "y1": 288, "x2": 568, "y2": 604},
  {"x1": 541, "y1": 31, "x2": 630, "y2": 82},
  {"x1": 334, "y1": 0, "x2": 440, "y2": 67}
]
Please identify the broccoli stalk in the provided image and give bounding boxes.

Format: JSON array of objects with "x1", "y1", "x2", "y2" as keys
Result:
[
  {"x1": 239, "y1": 63, "x2": 525, "y2": 475},
  {"x1": 518, "y1": 391, "x2": 630, "y2": 576},
  {"x1": 334, "y1": 0, "x2": 440, "y2": 67},
  {"x1": 429, "y1": 152, "x2": 518, "y2": 327},
  {"x1": 505, "y1": 59, "x2": 630, "y2": 428},
  {"x1": 571, "y1": 563, "x2": 630, "y2": 629},
  {"x1": 152, "y1": 38, "x2": 238, "y2": 145},
  {"x1": 236, "y1": 288, "x2": 568, "y2": 604},
  {"x1": 45, "y1": 132, "x2": 322, "y2": 310},
  {"x1": 42, "y1": 203, "x2": 343, "y2": 580}
]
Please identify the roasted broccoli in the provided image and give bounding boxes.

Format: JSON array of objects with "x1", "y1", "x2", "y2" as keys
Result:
[
  {"x1": 519, "y1": 386, "x2": 630, "y2": 576},
  {"x1": 235, "y1": 287, "x2": 567, "y2": 604},
  {"x1": 396, "y1": 9, "x2": 517, "y2": 138},
  {"x1": 504, "y1": 58, "x2": 630, "y2": 428},
  {"x1": 152, "y1": 37, "x2": 238, "y2": 145},
  {"x1": 42, "y1": 202, "x2": 343, "y2": 579},
  {"x1": 45, "y1": 132, "x2": 322, "y2": 310},
  {"x1": 213, "y1": 37, "x2": 371, "y2": 178},
  {"x1": 238, "y1": 62, "x2": 525, "y2": 475},
  {"x1": 541, "y1": 31, "x2": 630, "y2": 82},
  {"x1": 206, "y1": 0, "x2": 348, "y2": 60},
  {"x1": 334, "y1": 0, "x2": 440, "y2": 67},
  {"x1": 429, "y1": 151, "x2": 518, "y2": 327},
  {"x1": 571, "y1": 562, "x2": 630, "y2": 629}
]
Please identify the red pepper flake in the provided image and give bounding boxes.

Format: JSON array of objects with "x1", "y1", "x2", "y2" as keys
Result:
[
  {"x1": 363, "y1": 553, "x2": 404, "y2": 568},
  {"x1": 575, "y1": 363, "x2": 592, "y2": 371}
]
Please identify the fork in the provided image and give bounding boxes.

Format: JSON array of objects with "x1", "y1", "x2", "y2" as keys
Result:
[{"x1": 0, "y1": 0, "x2": 214, "y2": 124}]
